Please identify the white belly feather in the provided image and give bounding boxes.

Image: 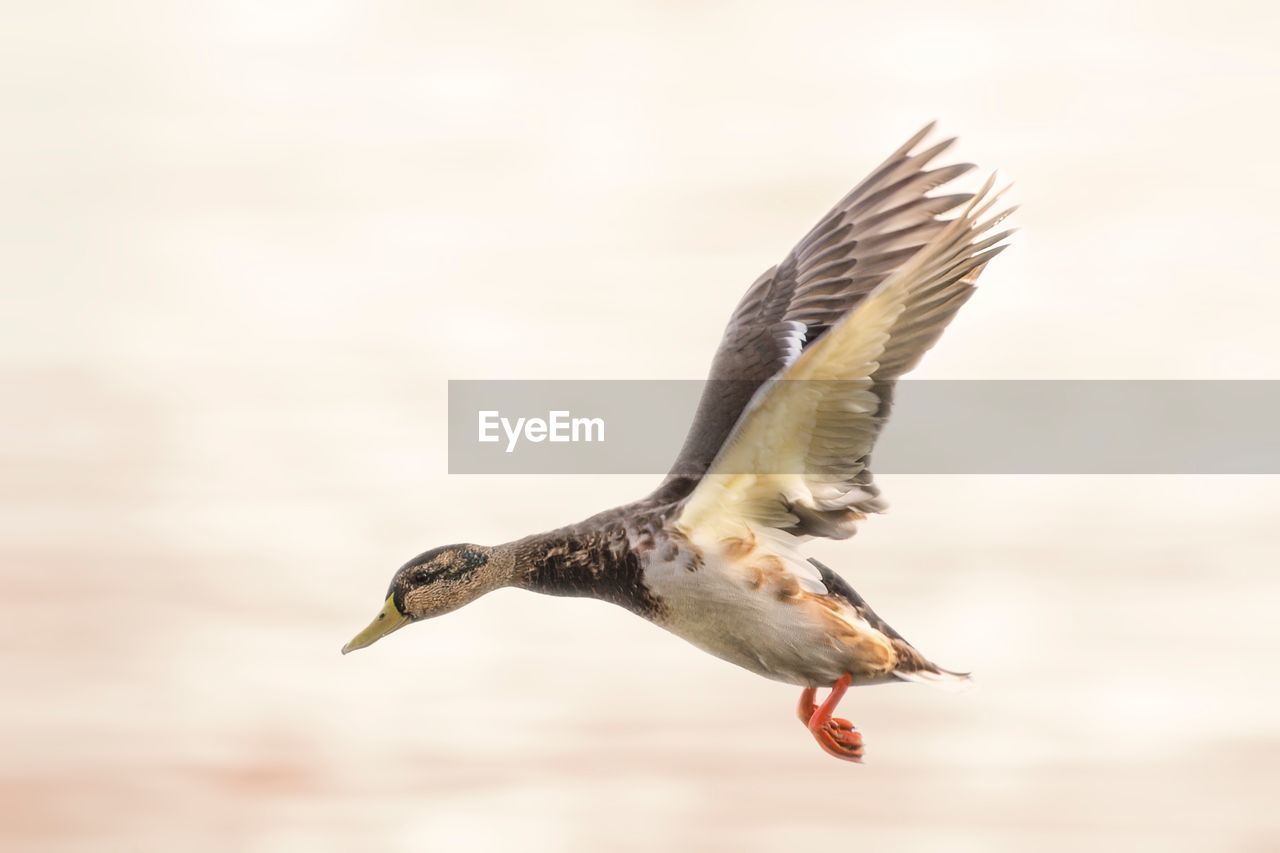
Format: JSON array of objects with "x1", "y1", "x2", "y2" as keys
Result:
[{"x1": 642, "y1": 529, "x2": 898, "y2": 687}]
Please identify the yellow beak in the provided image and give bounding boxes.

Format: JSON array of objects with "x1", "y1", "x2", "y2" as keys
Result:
[{"x1": 342, "y1": 596, "x2": 410, "y2": 654}]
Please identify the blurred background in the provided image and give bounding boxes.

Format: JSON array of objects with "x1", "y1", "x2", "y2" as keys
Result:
[{"x1": 3, "y1": 2, "x2": 1279, "y2": 850}]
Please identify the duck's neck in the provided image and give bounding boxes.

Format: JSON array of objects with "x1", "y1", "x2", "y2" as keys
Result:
[
  {"x1": 504, "y1": 525, "x2": 663, "y2": 619},
  {"x1": 476, "y1": 541, "x2": 519, "y2": 590}
]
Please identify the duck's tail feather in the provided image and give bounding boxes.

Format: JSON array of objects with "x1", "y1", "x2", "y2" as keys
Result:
[{"x1": 894, "y1": 666, "x2": 974, "y2": 692}]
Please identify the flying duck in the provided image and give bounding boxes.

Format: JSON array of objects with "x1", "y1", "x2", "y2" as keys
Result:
[{"x1": 343, "y1": 124, "x2": 1014, "y2": 762}]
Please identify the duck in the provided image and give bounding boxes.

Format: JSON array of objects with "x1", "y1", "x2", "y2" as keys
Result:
[{"x1": 342, "y1": 123, "x2": 1014, "y2": 763}]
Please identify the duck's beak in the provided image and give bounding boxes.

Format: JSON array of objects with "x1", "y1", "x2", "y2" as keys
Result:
[{"x1": 342, "y1": 596, "x2": 409, "y2": 654}]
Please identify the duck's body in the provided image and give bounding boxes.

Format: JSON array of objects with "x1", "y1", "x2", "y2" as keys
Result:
[
  {"x1": 515, "y1": 504, "x2": 951, "y2": 690},
  {"x1": 645, "y1": 538, "x2": 906, "y2": 689},
  {"x1": 344, "y1": 124, "x2": 1014, "y2": 762}
]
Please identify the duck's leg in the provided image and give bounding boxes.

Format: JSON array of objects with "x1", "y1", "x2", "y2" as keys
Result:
[
  {"x1": 796, "y1": 687, "x2": 819, "y2": 725},
  {"x1": 797, "y1": 673, "x2": 863, "y2": 763}
]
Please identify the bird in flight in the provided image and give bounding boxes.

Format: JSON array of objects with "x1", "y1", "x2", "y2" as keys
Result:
[{"x1": 343, "y1": 124, "x2": 1015, "y2": 762}]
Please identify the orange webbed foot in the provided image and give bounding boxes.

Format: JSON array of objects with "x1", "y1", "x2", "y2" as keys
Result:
[{"x1": 810, "y1": 716, "x2": 864, "y2": 763}]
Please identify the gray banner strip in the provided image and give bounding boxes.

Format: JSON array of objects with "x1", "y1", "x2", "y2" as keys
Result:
[{"x1": 447, "y1": 380, "x2": 1280, "y2": 475}]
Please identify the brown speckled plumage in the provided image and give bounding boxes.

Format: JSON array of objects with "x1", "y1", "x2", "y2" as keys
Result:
[{"x1": 514, "y1": 505, "x2": 674, "y2": 620}]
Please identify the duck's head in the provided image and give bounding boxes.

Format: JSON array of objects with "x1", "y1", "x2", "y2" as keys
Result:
[{"x1": 341, "y1": 543, "x2": 510, "y2": 654}]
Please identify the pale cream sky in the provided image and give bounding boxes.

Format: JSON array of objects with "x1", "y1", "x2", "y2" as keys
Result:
[{"x1": 3, "y1": 3, "x2": 1279, "y2": 851}]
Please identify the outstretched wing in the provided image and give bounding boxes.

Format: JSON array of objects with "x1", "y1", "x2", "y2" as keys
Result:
[
  {"x1": 676, "y1": 176, "x2": 1014, "y2": 541},
  {"x1": 655, "y1": 123, "x2": 978, "y2": 500}
]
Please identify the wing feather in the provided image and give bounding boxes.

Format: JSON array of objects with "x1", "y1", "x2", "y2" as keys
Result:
[
  {"x1": 676, "y1": 177, "x2": 1015, "y2": 541},
  {"x1": 654, "y1": 124, "x2": 981, "y2": 497}
]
